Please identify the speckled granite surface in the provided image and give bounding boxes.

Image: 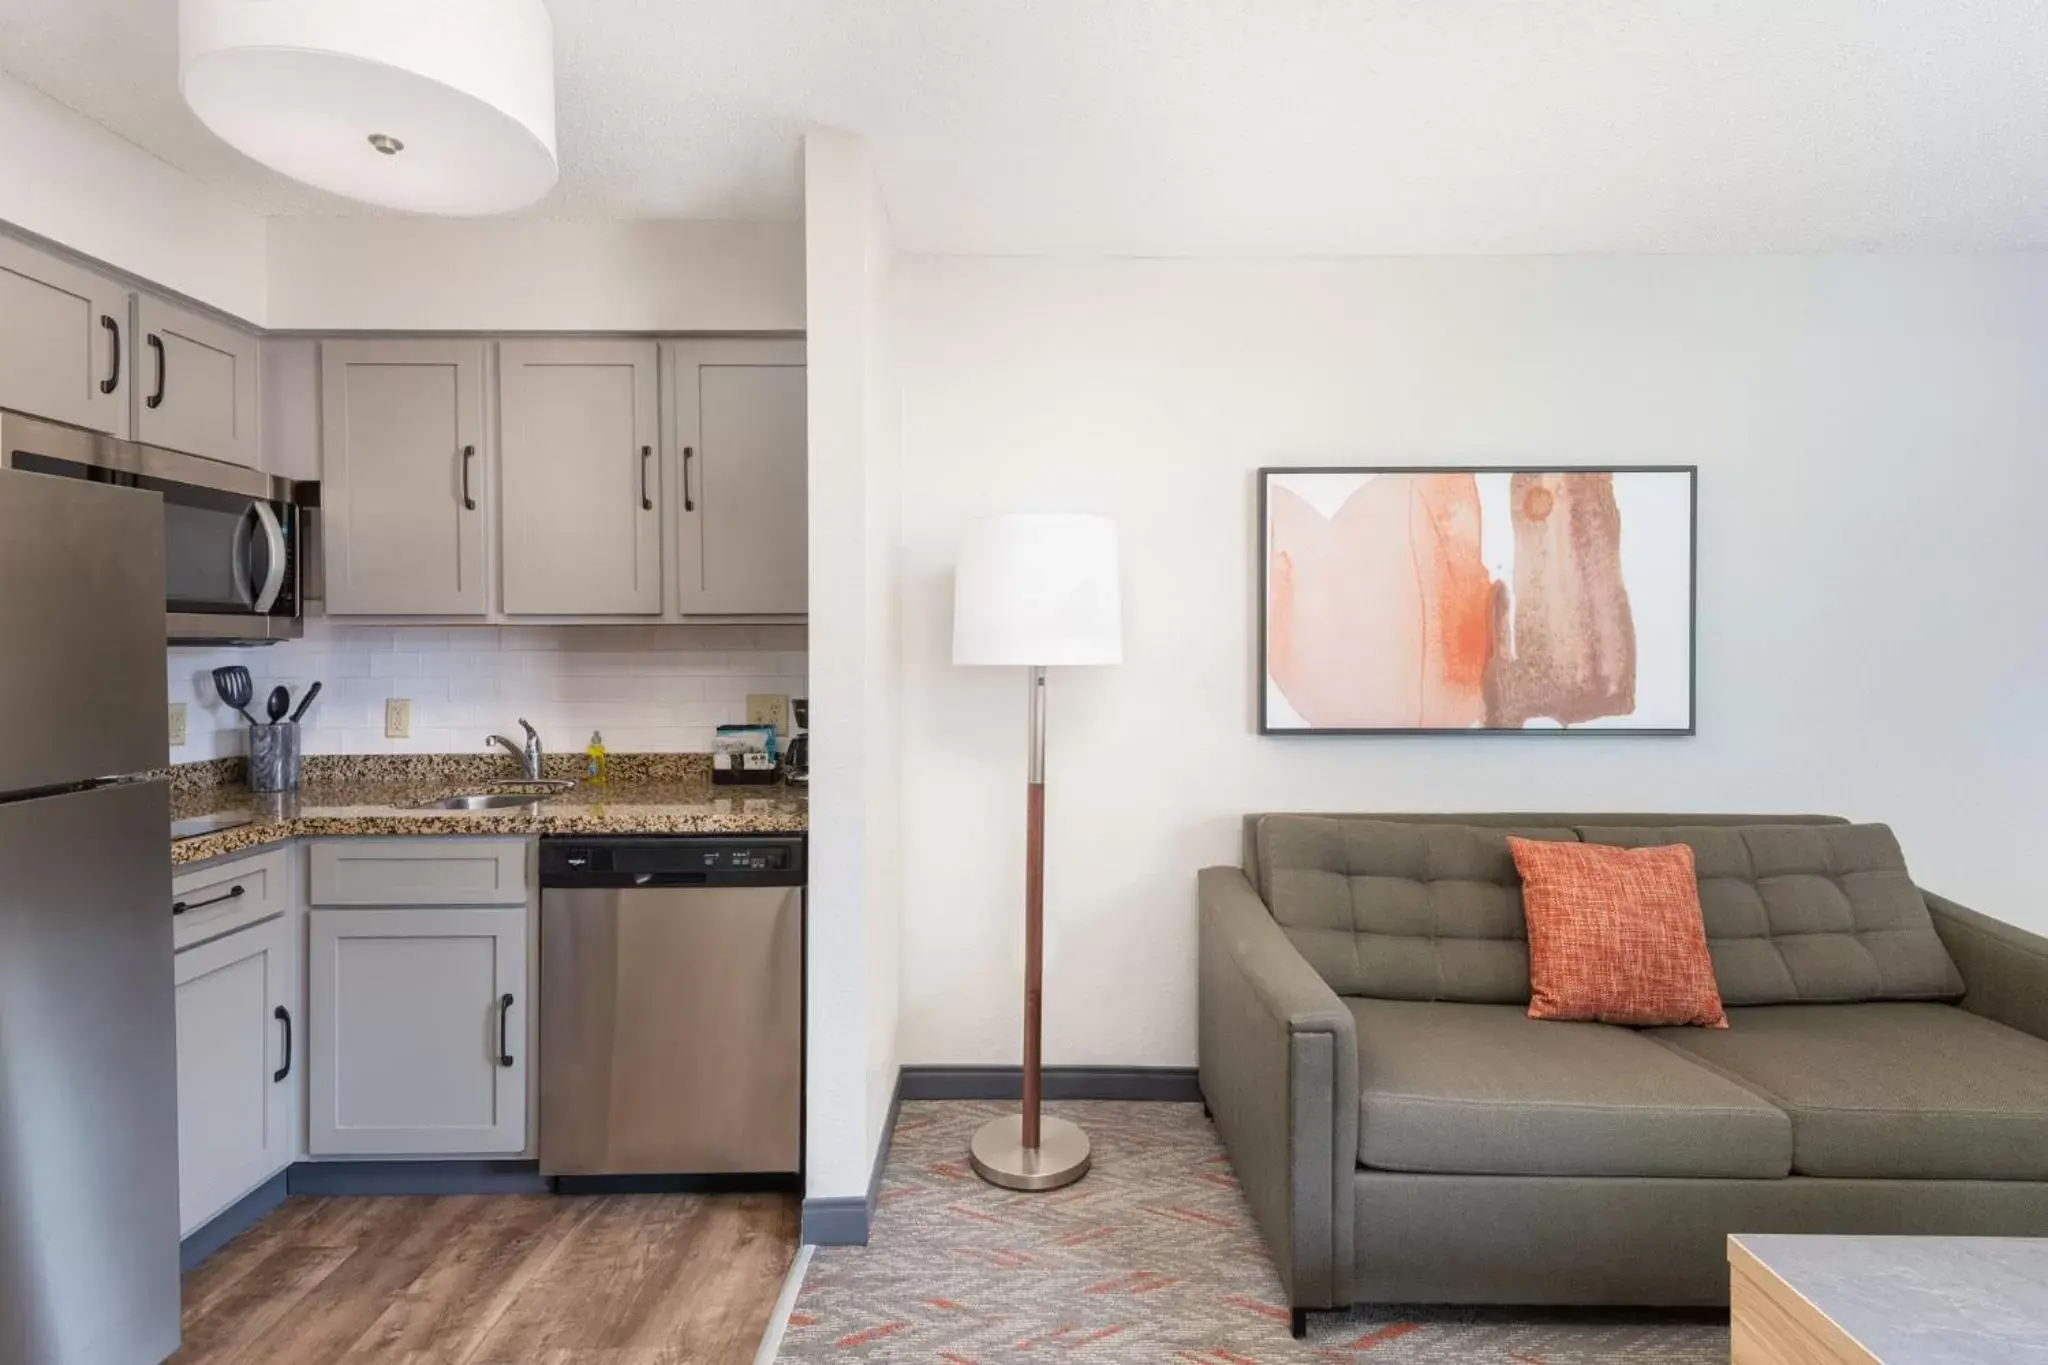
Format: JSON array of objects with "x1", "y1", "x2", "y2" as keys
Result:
[
  {"x1": 153, "y1": 757, "x2": 245, "y2": 796},
  {"x1": 168, "y1": 753, "x2": 804, "y2": 866}
]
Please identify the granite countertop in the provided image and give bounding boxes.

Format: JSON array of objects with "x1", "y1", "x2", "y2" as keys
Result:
[{"x1": 167, "y1": 754, "x2": 805, "y2": 866}]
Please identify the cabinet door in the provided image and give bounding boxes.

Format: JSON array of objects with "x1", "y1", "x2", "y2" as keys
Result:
[
  {"x1": 0, "y1": 234, "x2": 129, "y2": 435},
  {"x1": 174, "y1": 916, "x2": 295, "y2": 1236},
  {"x1": 669, "y1": 341, "x2": 808, "y2": 615},
  {"x1": 133, "y1": 294, "x2": 259, "y2": 466},
  {"x1": 321, "y1": 341, "x2": 487, "y2": 615},
  {"x1": 499, "y1": 340, "x2": 661, "y2": 615},
  {"x1": 308, "y1": 907, "x2": 527, "y2": 1156}
]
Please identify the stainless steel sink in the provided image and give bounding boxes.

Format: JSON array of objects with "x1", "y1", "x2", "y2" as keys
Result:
[
  {"x1": 426, "y1": 792, "x2": 548, "y2": 811},
  {"x1": 415, "y1": 779, "x2": 576, "y2": 813}
]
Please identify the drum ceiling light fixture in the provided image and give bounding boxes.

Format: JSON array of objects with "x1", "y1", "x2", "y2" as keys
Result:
[{"x1": 178, "y1": 0, "x2": 558, "y2": 215}]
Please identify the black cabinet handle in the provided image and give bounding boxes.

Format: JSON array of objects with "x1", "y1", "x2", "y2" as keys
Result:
[
  {"x1": 99, "y1": 315, "x2": 121, "y2": 394},
  {"x1": 461, "y1": 444, "x2": 477, "y2": 510},
  {"x1": 273, "y1": 1006, "x2": 292, "y2": 1083},
  {"x1": 640, "y1": 444, "x2": 653, "y2": 510},
  {"x1": 682, "y1": 445, "x2": 695, "y2": 511},
  {"x1": 497, "y1": 992, "x2": 515, "y2": 1067},
  {"x1": 146, "y1": 333, "x2": 166, "y2": 409},
  {"x1": 172, "y1": 884, "x2": 244, "y2": 916}
]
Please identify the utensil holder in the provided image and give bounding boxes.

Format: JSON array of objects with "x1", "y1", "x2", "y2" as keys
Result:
[{"x1": 248, "y1": 722, "x2": 301, "y2": 793}]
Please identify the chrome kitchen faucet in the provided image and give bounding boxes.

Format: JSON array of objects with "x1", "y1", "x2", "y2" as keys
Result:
[{"x1": 487, "y1": 718, "x2": 544, "y2": 779}]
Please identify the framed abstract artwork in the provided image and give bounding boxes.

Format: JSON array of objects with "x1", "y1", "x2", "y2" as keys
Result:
[{"x1": 1259, "y1": 466, "x2": 1697, "y2": 735}]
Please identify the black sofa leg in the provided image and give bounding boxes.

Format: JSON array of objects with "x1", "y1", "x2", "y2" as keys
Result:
[{"x1": 1291, "y1": 1308, "x2": 1308, "y2": 1339}]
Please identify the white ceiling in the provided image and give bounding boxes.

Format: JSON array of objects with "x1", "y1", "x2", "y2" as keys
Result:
[{"x1": 4, "y1": 2, "x2": 2047, "y2": 255}]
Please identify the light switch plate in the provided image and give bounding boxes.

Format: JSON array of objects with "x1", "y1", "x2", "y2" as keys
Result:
[
  {"x1": 385, "y1": 698, "x2": 412, "y2": 739},
  {"x1": 168, "y1": 703, "x2": 186, "y2": 747},
  {"x1": 747, "y1": 693, "x2": 790, "y2": 735}
]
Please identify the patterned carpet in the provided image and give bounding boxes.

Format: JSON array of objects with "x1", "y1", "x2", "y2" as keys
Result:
[{"x1": 777, "y1": 1100, "x2": 1729, "y2": 1362}]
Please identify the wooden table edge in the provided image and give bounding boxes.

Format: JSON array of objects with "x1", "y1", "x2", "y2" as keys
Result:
[{"x1": 1728, "y1": 1235, "x2": 1885, "y2": 1365}]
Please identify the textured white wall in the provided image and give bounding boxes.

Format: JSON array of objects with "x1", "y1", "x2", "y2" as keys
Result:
[
  {"x1": 168, "y1": 619, "x2": 805, "y2": 761},
  {"x1": 265, "y1": 217, "x2": 804, "y2": 333},
  {"x1": 803, "y1": 131, "x2": 903, "y2": 1203},
  {"x1": 892, "y1": 252, "x2": 2048, "y2": 1068},
  {"x1": 0, "y1": 71, "x2": 268, "y2": 322}
]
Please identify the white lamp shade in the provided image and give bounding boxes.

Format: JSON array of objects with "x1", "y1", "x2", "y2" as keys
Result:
[
  {"x1": 179, "y1": 0, "x2": 558, "y2": 215},
  {"x1": 954, "y1": 514, "x2": 1123, "y2": 667}
]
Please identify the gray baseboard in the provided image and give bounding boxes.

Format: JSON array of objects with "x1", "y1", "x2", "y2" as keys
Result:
[
  {"x1": 181, "y1": 1170, "x2": 288, "y2": 1273},
  {"x1": 900, "y1": 1064, "x2": 1202, "y2": 1103},
  {"x1": 286, "y1": 1159, "x2": 550, "y2": 1196},
  {"x1": 799, "y1": 1068, "x2": 905, "y2": 1248},
  {"x1": 797, "y1": 1065, "x2": 1200, "y2": 1247}
]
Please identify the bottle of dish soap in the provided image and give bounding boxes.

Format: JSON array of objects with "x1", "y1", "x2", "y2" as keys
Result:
[{"x1": 586, "y1": 730, "x2": 608, "y2": 785}]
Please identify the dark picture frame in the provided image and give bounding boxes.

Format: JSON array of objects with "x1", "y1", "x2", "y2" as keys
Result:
[{"x1": 1257, "y1": 465, "x2": 1698, "y2": 736}]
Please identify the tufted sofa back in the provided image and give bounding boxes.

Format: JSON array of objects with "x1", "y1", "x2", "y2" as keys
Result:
[{"x1": 1245, "y1": 813, "x2": 1963, "y2": 1006}]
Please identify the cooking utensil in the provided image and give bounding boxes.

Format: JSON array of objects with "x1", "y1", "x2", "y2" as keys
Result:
[
  {"x1": 266, "y1": 685, "x2": 290, "y2": 723},
  {"x1": 288, "y1": 681, "x2": 322, "y2": 723},
  {"x1": 211, "y1": 665, "x2": 256, "y2": 724}
]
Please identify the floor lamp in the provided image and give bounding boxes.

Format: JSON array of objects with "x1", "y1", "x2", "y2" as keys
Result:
[{"x1": 953, "y1": 513, "x2": 1123, "y2": 1191}]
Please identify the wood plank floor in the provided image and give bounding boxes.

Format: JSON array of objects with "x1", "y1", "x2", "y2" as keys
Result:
[{"x1": 169, "y1": 1193, "x2": 800, "y2": 1365}]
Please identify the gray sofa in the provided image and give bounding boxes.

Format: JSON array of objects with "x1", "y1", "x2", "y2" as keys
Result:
[{"x1": 1197, "y1": 813, "x2": 2048, "y2": 1337}]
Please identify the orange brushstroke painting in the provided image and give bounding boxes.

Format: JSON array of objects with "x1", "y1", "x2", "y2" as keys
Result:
[{"x1": 1267, "y1": 470, "x2": 1648, "y2": 730}]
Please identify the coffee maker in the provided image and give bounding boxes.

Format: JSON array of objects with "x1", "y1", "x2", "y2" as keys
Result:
[{"x1": 783, "y1": 698, "x2": 809, "y2": 784}]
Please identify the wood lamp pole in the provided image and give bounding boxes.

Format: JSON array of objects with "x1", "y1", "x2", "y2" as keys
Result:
[{"x1": 952, "y1": 514, "x2": 1122, "y2": 1192}]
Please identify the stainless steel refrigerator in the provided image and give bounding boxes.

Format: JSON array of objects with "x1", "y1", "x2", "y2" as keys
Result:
[{"x1": 0, "y1": 467, "x2": 181, "y2": 1363}]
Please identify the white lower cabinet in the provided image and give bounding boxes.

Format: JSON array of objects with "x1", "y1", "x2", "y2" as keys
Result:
[
  {"x1": 307, "y1": 906, "x2": 528, "y2": 1156},
  {"x1": 174, "y1": 915, "x2": 297, "y2": 1237}
]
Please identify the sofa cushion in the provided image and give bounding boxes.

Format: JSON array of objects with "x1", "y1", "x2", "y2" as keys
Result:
[
  {"x1": 1255, "y1": 817, "x2": 1576, "y2": 1001},
  {"x1": 1648, "y1": 1004, "x2": 2048, "y2": 1180},
  {"x1": 1578, "y1": 824, "x2": 1963, "y2": 1005},
  {"x1": 1348, "y1": 998, "x2": 1792, "y2": 1178},
  {"x1": 1509, "y1": 837, "x2": 1727, "y2": 1027}
]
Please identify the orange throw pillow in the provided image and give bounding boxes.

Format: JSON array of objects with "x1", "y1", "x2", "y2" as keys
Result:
[{"x1": 1507, "y1": 837, "x2": 1727, "y2": 1028}]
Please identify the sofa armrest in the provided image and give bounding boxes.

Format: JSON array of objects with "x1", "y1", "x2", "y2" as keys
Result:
[
  {"x1": 1926, "y1": 890, "x2": 2048, "y2": 1044},
  {"x1": 1197, "y1": 866, "x2": 1357, "y2": 1311}
]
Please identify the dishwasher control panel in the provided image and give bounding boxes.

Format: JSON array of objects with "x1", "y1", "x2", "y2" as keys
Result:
[{"x1": 540, "y1": 836, "x2": 805, "y2": 887}]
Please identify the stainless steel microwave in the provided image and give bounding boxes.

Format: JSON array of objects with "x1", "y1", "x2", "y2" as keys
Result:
[{"x1": 0, "y1": 410, "x2": 307, "y2": 645}]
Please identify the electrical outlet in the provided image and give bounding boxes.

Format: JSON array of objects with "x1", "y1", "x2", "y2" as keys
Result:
[
  {"x1": 167, "y1": 703, "x2": 186, "y2": 747},
  {"x1": 747, "y1": 693, "x2": 790, "y2": 735},
  {"x1": 385, "y1": 698, "x2": 412, "y2": 739}
]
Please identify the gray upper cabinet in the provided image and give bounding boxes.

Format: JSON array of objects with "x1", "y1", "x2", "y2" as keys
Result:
[
  {"x1": 133, "y1": 294, "x2": 260, "y2": 466},
  {"x1": 668, "y1": 340, "x2": 808, "y2": 615},
  {"x1": 499, "y1": 341, "x2": 661, "y2": 615},
  {"x1": 321, "y1": 340, "x2": 488, "y2": 615},
  {"x1": 0, "y1": 235, "x2": 130, "y2": 435}
]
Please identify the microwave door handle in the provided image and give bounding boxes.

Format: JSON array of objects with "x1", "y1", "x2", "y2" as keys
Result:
[
  {"x1": 229, "y1": 504, "x2": 257, "y2": 607},
  {"x1": 247, "y1": 502, "x2": 288, "y2": 613}
]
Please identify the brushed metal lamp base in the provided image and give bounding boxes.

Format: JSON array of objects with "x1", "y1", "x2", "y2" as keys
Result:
[{"x1": 969, "y1": 1114, "x2": 1091, "y2": 1191}]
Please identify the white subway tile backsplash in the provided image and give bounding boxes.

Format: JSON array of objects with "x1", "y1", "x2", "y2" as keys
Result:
[{"x1": 168, "y1": 619, "x2": 805, "y2": 762}]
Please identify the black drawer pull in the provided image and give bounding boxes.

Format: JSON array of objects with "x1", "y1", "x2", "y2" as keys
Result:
[
  {"x1": 273, "y1": 1006, "x2": 292, "y2": 1083},
  {"x1": 497, "y1": 992, "x2": 515, "y2": 1067},
  {"x1": 172, "y1": 884, "x2": 244, "y2": 915},
  {"x1": 640, "y1": 444, "x2": 653, "y2": 510},
  {"x1": 462, "y1": 443, "x2": 477, "y2": 510},
  {"x1": 100, "y1": 315, "x2": 121, "y2": 394},
  {"x1": 682, "y1": 445, "x2": 695, "y2": 511}
]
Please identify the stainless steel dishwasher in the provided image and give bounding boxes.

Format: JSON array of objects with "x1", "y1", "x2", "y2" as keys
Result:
[{"x1": 538, "y1": 836, "x2": 803, "y2": 1177}]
